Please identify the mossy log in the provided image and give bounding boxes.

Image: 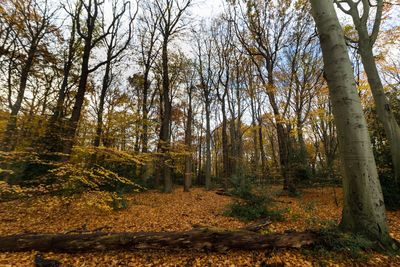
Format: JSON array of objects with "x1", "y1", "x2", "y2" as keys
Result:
[{"x1": 0, "y1": 228, "x2": 318, "y2": 253}]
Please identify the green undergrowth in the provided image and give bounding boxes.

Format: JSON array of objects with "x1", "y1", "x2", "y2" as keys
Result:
[
  {"x1": 0, "y1": 148, "x2": 146, "y2": 206},
  {"x1": 303, "y1": 221, "x2": 399, "y2": 263},
  {"x1": 224, "y1": 175, "x2": 286, "y2": 222}
]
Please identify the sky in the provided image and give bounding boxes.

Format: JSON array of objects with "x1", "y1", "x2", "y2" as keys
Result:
[{"x1": 192, "y1": 0, "x2": 224, "y2": 19}]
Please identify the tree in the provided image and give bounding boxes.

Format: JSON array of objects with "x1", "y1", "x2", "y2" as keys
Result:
[
  {"x1": 278, "y1": 3, "x2": 324, "y2": 181},
  {"x1": 136, "y1": 2, "x2": 161, "y2": 154},
  {"x1": 193, "y1": 25, "x2": 213, "y2": 190},
  {"x1": 1, "y1": 0, "x2": 58, "y2": 151},
  {"x1": 334, "y1": 0, "x2": 400, "y2": 183},
  {"x1": 212, "y1": 17, "x2": 234, "y2": 189},
  {"x1": 154, "y1": 0, "x2": 192, "y2": 193},
  {"x1": 42, "y1": 3, "x2": 80, "y2": 153},
  {"x1": 310, "y1": 88, "x2": 338, "y2": 179},
  {"x1": 183, "y1": 67, "x2": 195, "y2": 192},
  {"x1": 310, "y1": 0, "x2": 391, "y2": 244},
  {"x1": 93, "y1": 0, "x2": 135, "y2": 147},
  {"x1": 232, "y1": 0, "x2": 295, "y2": 191},
  {"x1": 63, "y1": 0, "x2": 135, "y2": 155}
]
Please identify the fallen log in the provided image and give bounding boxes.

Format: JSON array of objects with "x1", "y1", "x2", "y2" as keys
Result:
[
  {"x1": 192, "y1": 220, "x2": 271, "y2": 233},
  {"x1": 0, "y1": 228, "x2": 318, "y2": 253}
]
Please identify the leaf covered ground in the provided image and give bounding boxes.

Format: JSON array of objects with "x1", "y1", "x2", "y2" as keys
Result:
[{"x1": 0, "y1": 186, "x2": 399, "y2": 266}]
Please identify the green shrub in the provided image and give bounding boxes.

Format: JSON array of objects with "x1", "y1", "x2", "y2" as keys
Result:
[
  {"x1": 0, "y1": 151, "x2": 58, "y2": 184},
  {"x1": 225, "y1": 175, "x2": 285, "y2": 221},
  {"x1": 109, "y1": 190, "x2": 129, "y2": 211},
  {"x1": 308, "y1": 224, "x2": 376, "y2": 261},
  {"x1": 229, "y1": 175, "x2": 254, "y2": 199},
  {"x1": 224, "y1": 201, "x2": 285, "y2": 221}
]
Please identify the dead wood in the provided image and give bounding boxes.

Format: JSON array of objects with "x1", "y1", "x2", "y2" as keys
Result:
[{"x1": 0, "y1": 228, "x2": 318, "y2": 253}]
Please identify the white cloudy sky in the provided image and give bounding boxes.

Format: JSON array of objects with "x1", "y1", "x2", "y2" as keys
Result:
[{"x1": 192, "y1": 0, "x2": 224, "y2": 18}]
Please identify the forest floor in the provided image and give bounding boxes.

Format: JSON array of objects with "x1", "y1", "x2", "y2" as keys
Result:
[{"x1": 0, "y1": 185, "x2": 399, "y2": 266}]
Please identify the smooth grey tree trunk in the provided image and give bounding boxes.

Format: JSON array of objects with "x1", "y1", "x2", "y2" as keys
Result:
[
  {"x1": 335, "y1": 0, "x2": 400, "y2": 184},
  {"x1": 358, "y1": 41, "x2": 400, "y2": 183},
  {"x1": 310, "y1": 0, "x2": 392, "y2": 244}
]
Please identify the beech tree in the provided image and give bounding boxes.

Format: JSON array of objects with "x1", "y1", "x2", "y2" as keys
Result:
[
  {"x1": 334, "y1": 0, "x2": 400, "y2": 184},
  {"x1": 310, "y1": 0, "x2": 391, "y2": 244}
]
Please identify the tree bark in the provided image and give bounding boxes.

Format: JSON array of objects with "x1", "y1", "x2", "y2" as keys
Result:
[
  {"x1": 184, "y1": 86, "x2": 193, "y2": 192},
  {"x1": 335, "y1": 0, "x2": 400, "y2": 184},
  {"x1": 250, "y1": 96, "x2": 260, "y2": 178},
  {"x1": 1, "y1": 41, "x2": 37, "y2": 151},
  {"x1": 0, "y1": 229, "x2": 318, "y2": 253},
  {"x1": 160, "y1": 41, "x2": 172, "y2": 193},
  {"x1": 205, "y1": 100, "x2": 212, "y2": 190},
  {"x1": 63, "y1": 38, "x2": 91, "y2": 155},
  {"x1": 42, "y1": 15, "x2": 76, "y2": 153},
  {"x1": 258, "y1": 117, "x2": 267, "y2": 182},
  {"x1": 63, "y1": 1, "x2": 95, "y2": 155},
  {"x1": 358, "y1": 40, "x2": 400, "y2": 183},
  {"x1": 94, "y1": 53, "x2": 112, "y2": 147},
  {"x1": 221, "y1": 99, "x2": 230, "y2": 190},
  {"x1": 311, "y1": 0, "x2": 391, "y2": 244}
]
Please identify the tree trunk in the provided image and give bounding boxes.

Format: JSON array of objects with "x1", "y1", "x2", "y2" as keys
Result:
[
  {"x1": 264, "y1": 76, "x2": 291, "y2": 191},
  {"x1": 234, "y1": 76, "x2": 244, "y2": 179},
  {"x1": 297, "y1": 118, "x2": 311, "y2": 179},
  {"x1": 205, "y1": 100, "x2": 212, "y2": 190},
  {"x1": 311, "y1": 0, "x2": 391, "y2": 244},
  {"x1": 358, "y1": 37, "x2": 400, "y2": 183},
  {"x1": 42, "y1": 16, "x2": 76, "y2": 153},
  {"x1": 139, "y1": 76, "x2": 150, "y2": 181},
  {"x1": 221, "y1": 100, "x2": 229, "y2": 190},
  {"x1": 197, "y1": 126, "x2": 203, "y2": 185},
  {"x1": 276, "y1": 123, "x2": 290, "y2": 190},
  {"x1": 250, "y1": 95, "x2": 260, "y2": 181},
  {"x1": 63, "y1": 28, "x2": 93, "y2": 155},
  {"x1": 160, "y1": 41, "x2": 172, "y2": 193},
  {"x1": 184, "y1": 153, "x2": 192, "y2": 192},
  {"x1": 184, "y1": 90, "x2": 193, "y2": 192},
  {"x1": 0, "y1": 229, "x2": 318, "y2": 253},
  {"x1": 1, "y1": 43, "x2": 37, "y2": 151},
  {"x1": 141, "y1": 73, "x2": 150, "y2": 154},
  {"x1": 94, "y1": 55, "x2": 112, "y2": 147},
  {"x1": 258, "y1": 118, "x2": 267, "y2": 183}
]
